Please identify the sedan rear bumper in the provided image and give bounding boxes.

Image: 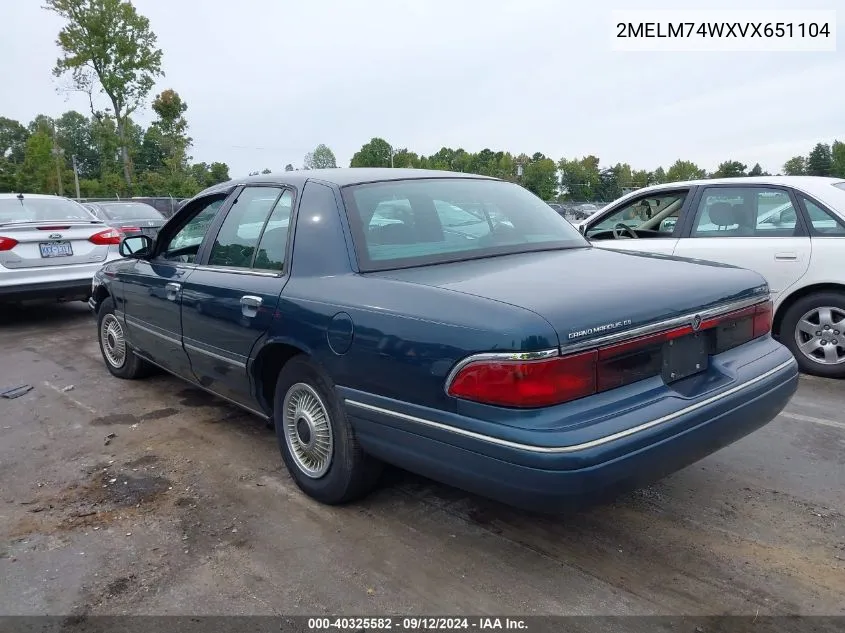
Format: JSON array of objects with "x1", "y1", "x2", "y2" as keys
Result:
[
  {"x1": 0, "y1": 279, "x2": 92, "y2": 303},
  {"x1": 344, "y1": 341, "x2": 799, "y2": 511}
]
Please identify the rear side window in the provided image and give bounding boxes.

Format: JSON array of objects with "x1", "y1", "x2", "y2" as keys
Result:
[
  {"x1": 801, "y1": 196, "x2": 845, "y2": 236},
  {"x1": 692, "y1": 187, "x2": 799, "y2": 238},
  {"x1": 206, "y1": 186, "x2": 291, "y2": 270},
  {"x1": 341, "y1": 178, "x2": 585, "y2": 271}
]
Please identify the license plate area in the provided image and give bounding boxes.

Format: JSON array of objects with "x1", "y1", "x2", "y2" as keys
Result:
[
  {"x1": 662, "y1": 332, "x2": 709, "y2": 384},
  {"x1": 39, "y1": 241, "x2": 73, "y2": 258}
]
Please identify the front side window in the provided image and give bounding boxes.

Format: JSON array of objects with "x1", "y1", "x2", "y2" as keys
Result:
[
  {"x1": 692, "y1": 187, "x2": 798, "y2": 238},
  {"x1": 342, "y1": 178, "x2": 586, "y2": 271},
  {"x1": 587, "y1": 191, "x2": 688, "y2": 239},
  {"x1": 801, "y1": 196, "x2": 845, "y2": 235},
  {"x1": 207, "y1": 186, "x2": 289, "y2": 269},
  {"x1": 164, "y1": 196, "x2": 226, "y2": 262}
]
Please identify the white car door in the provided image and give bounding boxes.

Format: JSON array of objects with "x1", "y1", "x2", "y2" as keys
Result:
[
  {"x1": 582, "y1": 188, "x2": 692, "y2": 256},
  {"x1": 672, "y1": 185, "x2": 811, "y2": 303}
]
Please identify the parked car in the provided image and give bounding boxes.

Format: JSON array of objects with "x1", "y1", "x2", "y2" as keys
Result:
[
  {"x1": 0, "y1": 193, "x2": 124, "y2": 304},
  {"x1": 83, "y1": 201, "x2": 166, "y2": 239},
  {"x1": 130, "y1": 196, "x2": 184, "y2": 218},
  {"x1": 575, "y1": 176, "x2": 845, "y2": 378},
  {"x1": 89, "y1": 169, "x2": 797, "y2": 511}
]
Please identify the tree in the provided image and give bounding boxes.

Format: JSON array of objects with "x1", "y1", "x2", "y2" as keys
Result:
[
  {"x1": 558, "y1": 156, "x2": 601, "y2": 201},
  {"x1": 712, "y1": 160, "x2": 746, "y2": 178},
  {"x1": 651, "y1": 166, "x2": 666, "y2": 184},
  {"x1": 284, "y1": 163, "x2": 295, "y2": 171},
  {"x1": 350, "y1": 137, "x2": 392, "y2": 167},
  {"x1": 47, "y1": 0, "x2": 164, "y2": 187},
  {"x1": 666, "y1": 159, "x2": 705, "y2": 182},
  {"x1": 522, "y1": 157, "x2": 558, "y2": 200},
  {"x1": 0, "y1": 117, "x2": 30, "y2": 164},
  {"x1": 783, "y1": 156, "x2": 807, "y2": 176},
  {"x1": 18, "y1": 130, "x2": 59, "y2": 193},
  {"x1": 831, "y1": 140, "x2": 845, "y2": 178},
  {"x1": 150, "y1": 90, "x2": 190, "y2": 167},
  {"x1": 261, "y1": 168, "x2": 272, "y2": 174},
  {"x1": 303, "y1": 144, "x2": 337, "y2": 169},
  {"x1": 55, "y1": 110, "x2": 98, "y2": 178},
  {"x1": 807, "y1": 143, "x2": 833, "y2": 176},
  {"x1": 748, "y1": 163, "x2": 767, "y2": 177}
]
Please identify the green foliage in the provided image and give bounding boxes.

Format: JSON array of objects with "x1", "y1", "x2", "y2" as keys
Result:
[
  {"x1": 284, "y1": 164, "x2": 294, "y2": 172},
  {"x1": 831, "y1": 141, "x2": 845, "y2": 178},
  {"x1": 712, "y1": 160, "x2": 746, "y2": 178},
  {"x1": 46, "y1": 0, "x2": 164, "y2": 185},
  {"x1": 350, "y1": 137, "x2": 392, "y2": 167},
  {"x1": 807, "y1": 143, "x2": 832, "y2": 176},
  {"x1": 304, "y1": 144, "x2": 337, "y2": 169},
  {"x1": 666, "y1": 159, "x2": 706, "y2": 182},
  {"x1": 522, "y1": 157, "x2": 558, "y2": 200},
  {"x1": 782, "y1": 156, "x2": 806, "y2": 176}
]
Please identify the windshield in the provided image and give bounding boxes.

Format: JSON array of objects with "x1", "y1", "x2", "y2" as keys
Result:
[
  {"x1": 0, "y1": 197, "x2": 95, "y2": 223},
  {"x1": 100, "y1": 203, "x2": 163, "y2": 221},
  {"x1": 341, "y1": 178, "x2": 587, "y2": 271}
]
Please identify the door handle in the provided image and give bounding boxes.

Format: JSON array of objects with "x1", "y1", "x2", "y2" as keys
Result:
[
  {"x1": 774, "y1": 252, "x2": 798, "y2": 261},
  {"x1": 165, "y1": 282, "x2": 182, "y2": 301},
  {"x1": 240, "y1": 295, "x2": 262, "y2": 318}
]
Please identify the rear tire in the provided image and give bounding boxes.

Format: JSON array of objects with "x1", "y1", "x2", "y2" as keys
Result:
[
  {"x1": 780, "y1": 291, "x2": 845, "y2": 378},
  {"x1": 273, "y1": 355, "x2": 382, "y2": 504},
  {"x1": 97, "y1": 297, "x2": 152, "y2": 380}
]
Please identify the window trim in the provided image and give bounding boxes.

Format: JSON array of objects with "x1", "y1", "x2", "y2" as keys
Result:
[
  {"x1": 586, "y1": 187, "x2": 694, "y2": 239},
  {"x1": 151, "y1": 189, "x2": 236, "y2": 264},
  {"x1": 795, "y1": 191, "x2": 845, "y2": 237},
  {"x1": 196, "y1": 183, "x2": 298, "y2": 276},
  {"x1": 682, "y1": 183, "x2": 809, "y2": 239}
]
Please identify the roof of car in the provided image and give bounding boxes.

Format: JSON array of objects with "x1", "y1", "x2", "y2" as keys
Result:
[
  {"x1": 639, "y1": 175, "x2": 845, "y2": 192},
  {"x1": 0, "y1": 193, "x2": 72, "y2": 200},
  {"x1": 197, "y1": 168, "x2": 496, "y2": 197}
]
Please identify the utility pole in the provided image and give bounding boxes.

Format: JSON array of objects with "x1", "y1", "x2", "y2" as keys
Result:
[
  {"x1": 50, "y1": 124, "x2": 64, "y2": 196},
  {"x1": 71, "y1": 155, "x2": 81, "y2": 200}
]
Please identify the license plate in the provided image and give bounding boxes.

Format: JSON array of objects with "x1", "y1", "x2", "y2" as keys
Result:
[
  {"x1": 39, "y1": 241, "x2": 73, "y2": 258},
  {"x1": 662, "y1": 332, "x2": 709, "y2": 384}
]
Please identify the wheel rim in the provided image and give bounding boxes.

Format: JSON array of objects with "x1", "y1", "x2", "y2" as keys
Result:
[
  {"x1": 100, "y1": 314, "x2": 127, "y2": 368},
  {"x1": 794, "y1": 305, "x2": 845, "y2": 365},
  {"x1": 282, "y1": 383, "x2": 333, "y2": 479}
]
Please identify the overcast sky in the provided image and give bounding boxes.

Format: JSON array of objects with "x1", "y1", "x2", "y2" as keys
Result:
[{"x1": 0, "y1": 0, "x2": 842, "y2": 178}]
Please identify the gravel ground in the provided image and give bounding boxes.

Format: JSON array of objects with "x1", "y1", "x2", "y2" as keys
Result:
[{"x1": 0, "y1": 303, "x2": 842, "y2": 622}]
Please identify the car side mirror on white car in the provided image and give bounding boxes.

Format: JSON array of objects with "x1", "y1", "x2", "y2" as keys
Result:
[{"x1": 119, "y1": 235, "x2": 153, "y2": 259}]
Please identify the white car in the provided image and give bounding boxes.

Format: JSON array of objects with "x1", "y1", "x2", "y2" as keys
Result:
[
  {"x1": 576, "y1": 176, "x2": 845, "y2": 378},
  {"x1": 0, "y1": 193, "x2": 124, "y2": 304}
]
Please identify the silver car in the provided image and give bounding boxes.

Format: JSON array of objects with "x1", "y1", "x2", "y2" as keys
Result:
[
  {"x1": 0, "y1": 193, "x2": 124, "y2": 304},
  {"x1": 82, "y1": 201, "x2": 166, "y2": 239}
]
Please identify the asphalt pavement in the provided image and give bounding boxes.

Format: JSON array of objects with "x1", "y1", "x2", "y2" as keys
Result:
[{"x1": 0, "y1": 303, "x2": 842, "y2": 620}]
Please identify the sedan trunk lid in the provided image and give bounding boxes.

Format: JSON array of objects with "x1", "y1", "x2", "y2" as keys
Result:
[{"x1": 371, "y1": 247, "x2": 769, "y2": 348}]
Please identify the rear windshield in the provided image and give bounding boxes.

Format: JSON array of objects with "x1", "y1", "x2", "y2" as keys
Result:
[
  {"x1": 0, "y1": 198, "x2": 94, "y2": 223},
  {"x1": 100, "y1": 203, "x2": 163, "y2": 221},
  {"x1": 341, "y1": 178, "x2": 587, "y2": 271}
]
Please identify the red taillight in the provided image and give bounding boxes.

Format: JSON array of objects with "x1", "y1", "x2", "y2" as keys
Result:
[
  {"x1": 0, "y1": 236, "x2": 18, "y2": 251},
  {"x1": 89, "y1": 228, "x2": 123, "y2": 245},
  {"x1": 120, "y1": 227, "x2": 142, "y2": 233},
  {"x1": 447, "y1": 300, "x2": 773, "y2": 408},
  {"x1": 447, "y1": 351, "x2": 598, "y2": 408},
  {"x1": 752, "y1": 300, "x2": 773, "y2": 338}
]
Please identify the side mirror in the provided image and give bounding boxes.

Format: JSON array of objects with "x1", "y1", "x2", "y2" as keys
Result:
[
  {"x1": 119, "y1": 234, "x2": 153, "y2": 258},
  {"x1": 578, "y1": 223, "x2": 587, "y2": 235}
]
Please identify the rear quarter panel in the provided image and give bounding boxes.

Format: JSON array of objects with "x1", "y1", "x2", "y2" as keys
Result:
[{"x1": 262, "y1": 180, "x2": 559, "y2": 411}]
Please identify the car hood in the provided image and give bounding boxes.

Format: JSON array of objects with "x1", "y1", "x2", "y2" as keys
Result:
[{"x1": 370, "y1": 247, "x2": 768, "y2": 348}]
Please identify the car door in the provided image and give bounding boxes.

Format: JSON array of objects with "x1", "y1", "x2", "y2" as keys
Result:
[
  {"x1": 672, "y1": 185, "x2": 811, "y2": 303},
  {"x1": 180, "y1": 185, "x2": 294, "y2": 407},
  {"x1": 119, "y1": 192, "x2": 230, "y2": 377},
  {"x1": 582, "y1": 188, "x2": 693, "y2": 255}
]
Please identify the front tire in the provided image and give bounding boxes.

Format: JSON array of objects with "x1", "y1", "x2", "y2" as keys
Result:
[
  {"x1": 273, "y1": 356, "x2": 382, "y2": 504},
  {"x1": 781, "y1": 291, "x2": 845, "y2": 378},
  {"x1": 97, "y1": 297, "x2": 151, "y2": 379}
]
